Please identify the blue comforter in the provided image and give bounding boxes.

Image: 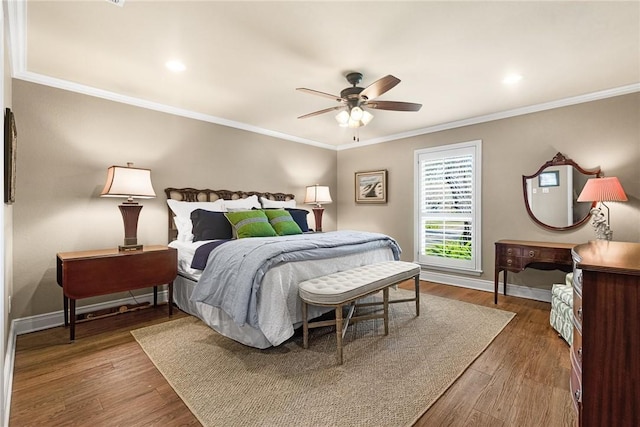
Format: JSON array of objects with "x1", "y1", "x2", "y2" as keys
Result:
[{"x1": 189, "y1": 230, "x2": 401, "y2": 328}]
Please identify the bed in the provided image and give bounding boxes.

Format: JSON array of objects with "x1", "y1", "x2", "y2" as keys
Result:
[{"x1": 165, "y1": 187, "x2": 401, "y2": 349}]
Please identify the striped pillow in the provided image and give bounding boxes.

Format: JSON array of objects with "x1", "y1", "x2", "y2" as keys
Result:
[
  {"x1": 224, "y1": 210, "x2": 277, "y2": 239},
  {"x1": 264, "y1": 209, "x2": 303, "y2": 236}
]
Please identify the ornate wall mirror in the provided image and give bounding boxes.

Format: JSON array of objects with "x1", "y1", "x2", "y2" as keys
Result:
[{"x1": 523, "y1": 152, "x2": 602, "y2": 230}]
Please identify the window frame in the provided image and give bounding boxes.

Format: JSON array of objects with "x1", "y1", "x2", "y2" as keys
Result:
[{"x1": 413, "y1": 140, "x2": 482, "y2": 274}]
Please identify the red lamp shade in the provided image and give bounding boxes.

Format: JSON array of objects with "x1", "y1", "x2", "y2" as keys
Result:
[{"x1": 577, "y1": 177, "x2": 628, "y2": 202}]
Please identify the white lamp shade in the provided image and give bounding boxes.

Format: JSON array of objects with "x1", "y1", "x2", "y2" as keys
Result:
[
  {"x1": 100, "y1": 164, "x2": 156, "y2": 199},
  {"x1": 304, "y1": 185, "x2": 332, "y2": 205}
]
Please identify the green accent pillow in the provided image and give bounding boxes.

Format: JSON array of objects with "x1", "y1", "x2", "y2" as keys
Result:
[
  {"x1": 264, "y1": 209, "x2": 303, "y2": 236},
  {"x1": 224, "y1": 210, "x2": 277, "y2": 239}
]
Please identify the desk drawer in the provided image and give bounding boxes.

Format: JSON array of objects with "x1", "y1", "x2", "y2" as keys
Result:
[
  {"x1": 498, "y1": 246, "x2": 522, "y2": 257},
  {"x1": 499, "y1": 256, "x2": 521, "y2": 269}
]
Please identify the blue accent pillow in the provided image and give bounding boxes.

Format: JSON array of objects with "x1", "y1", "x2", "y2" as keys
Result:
[
  {"x1": 190, "y1": 209, "x2": 233, "y2": 241},
  {"x1": 285, "y1": 208, "x2": 310, "y2": 232}
]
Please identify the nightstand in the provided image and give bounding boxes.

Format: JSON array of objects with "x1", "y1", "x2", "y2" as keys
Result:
[{"x1": 56, "y1": 245, "x2": 178, "y2": 341}]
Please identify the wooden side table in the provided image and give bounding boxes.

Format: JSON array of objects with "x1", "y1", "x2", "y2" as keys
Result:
[
  {"x1": 56, "y1": 245, "x2": 178, "y2": 341},
  {"x1": 494, "y1": 240, "x2": 575, "y2": 304}
]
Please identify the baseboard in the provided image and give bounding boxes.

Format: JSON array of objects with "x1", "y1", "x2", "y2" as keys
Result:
[
  {"x1": 419, "y1": 270, "x2": 552, "y2": 303},
  {"x1": 13, "y1": 289, "x2": 169, "y2": 336},
  {"x1": 3, "y1": 320, "x2": 16, "y2": 427}
]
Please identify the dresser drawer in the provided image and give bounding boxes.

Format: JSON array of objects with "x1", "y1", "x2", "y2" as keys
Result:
[
  {"x1": 570, "y1": 352, "x2": 582, "y2": 417},
  {"x1": 571, "y1": 329, "x2": 583, "y2": 374},
  {"x1": 573, "y1": 288, "x2": 583, "y2": 332},
  {"x1": 573, "y1": 267, "x2": 583, "y2": 293}
]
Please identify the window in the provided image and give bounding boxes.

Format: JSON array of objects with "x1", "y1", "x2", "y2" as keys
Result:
[{"x1": 414, "y1": 140, "x2": 482, "y2": 273}]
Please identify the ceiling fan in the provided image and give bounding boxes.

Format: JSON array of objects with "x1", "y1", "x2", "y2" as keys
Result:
[{"x1": 296, "y1": 72, "x2": 422, "y2": 128}]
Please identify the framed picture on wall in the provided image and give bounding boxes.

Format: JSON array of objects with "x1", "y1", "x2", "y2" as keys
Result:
[
  {"x1": 355, "y1": 170, "x2": 387, "y2": 204},
  {"x1": 538, "y1": 170, "x2": 559, "y2": 188},
  {"x1": 4, "y1": 108, "x2": 17, "y2": 204}
]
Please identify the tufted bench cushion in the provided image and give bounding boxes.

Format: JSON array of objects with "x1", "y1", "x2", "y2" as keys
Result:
[
  {"x1": 299, "y1": 261, "x2": 421, "y2": 364},
  {"x1": 299, "y1": 261, "x2": 421, "y2": 305}
]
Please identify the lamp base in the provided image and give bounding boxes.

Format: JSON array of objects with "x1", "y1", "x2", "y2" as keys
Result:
[
  {"x1": 118, "y1": 203, "x2": 144, "y2": 251},
  {"x1": 312, "y1": 207, "x2": 324, "y2": 232},
  {"x1": 118, "y1": 244, "x2": 143, "y2": 252}
]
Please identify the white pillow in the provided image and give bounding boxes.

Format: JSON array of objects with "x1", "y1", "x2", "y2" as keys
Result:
[
  {"x1": 223, "y1": 194, "x2": 261, "y2": 210},
  {"x1": 260, "y1": 196, "x2": 296, "y2": 209},
  {"x1": 167, "y1": 199, "x2": 226, "y2": 241}
]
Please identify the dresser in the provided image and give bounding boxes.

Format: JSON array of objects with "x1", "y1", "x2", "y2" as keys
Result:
[
  {"x1": 494, "y1": 240, "x2": 575, "y2": 304},
  {"x1": 571, "y1": 240, "x2": 640, "y2": 427}
]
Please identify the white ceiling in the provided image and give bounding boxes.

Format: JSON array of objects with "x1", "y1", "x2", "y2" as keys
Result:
[{"x1": 8, "y1": 1, "x2": 640, "y2": 149}]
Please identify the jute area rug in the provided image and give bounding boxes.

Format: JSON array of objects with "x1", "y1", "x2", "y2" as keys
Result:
[{"x1": 132, "y1": 289, "x2": 515, "y2": 427}]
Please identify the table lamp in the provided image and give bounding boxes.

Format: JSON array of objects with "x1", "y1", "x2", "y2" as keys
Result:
[
  {"x1": 577, "y1": 176, "x2": 627, "y2": 241},
  {"x1": 101, "y1": 162, "x2": 156, "y2": 251},
  {"x1": 304, "y1": 184, "x2": 332, "y2": 232}
]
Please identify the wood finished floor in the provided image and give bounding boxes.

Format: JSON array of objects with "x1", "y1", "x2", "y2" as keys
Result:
[{"x1": 10, "y1": 282, "x2": 575, "y2": 426}]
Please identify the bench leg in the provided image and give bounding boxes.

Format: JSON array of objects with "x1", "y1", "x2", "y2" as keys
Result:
[
  {"x1": 302, "y1": 301, "x2": 309, "y2": 349},
  {"x1": 383, "y1": 287, "x2": 389, "y2": 336},
  {"x1": 414, "y1": 274, "x2": 420, "y2": 316},
  {"x1": 336, "y1": 305, "x2": 344, "y2": 365}
]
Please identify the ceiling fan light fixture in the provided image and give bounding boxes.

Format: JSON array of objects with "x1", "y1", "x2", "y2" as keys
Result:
[
  {"x1": 350, "y1": 106, "x2": 364, "y2": 121},
  {"x1": 361, "y1": 110, "x2": 374, "y2": 125},
  {"x1": 335, "y1": 110, "x2": 350, "y2": 125}
]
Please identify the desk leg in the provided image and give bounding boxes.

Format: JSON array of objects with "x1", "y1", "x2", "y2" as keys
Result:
[
  {"x1": 63, "y1": 295, "x2": 69, "y2": 326},
  {"x1": 153, "y1": 286, "x2": 158, "y2": 307},
  {"x1": 414, "y1": 275, "x2": 420, "y2": 316},
  {"x1": 503, "y1": 270, "x2": 508, "y2": 296},
  {"x1": 168, "y1": 282, "x2": 174, "y2": 316},
  {"x1": 494, "y1": 268, "x2": 506, "y2": 304},
  {"x1": 70, "y1": 298, "x2": 76, "y2": 342}
]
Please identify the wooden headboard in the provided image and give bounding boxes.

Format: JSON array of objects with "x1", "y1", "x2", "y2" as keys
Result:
[{"x1": 164, "y1": 187, "x2": 296, "y2": 242}]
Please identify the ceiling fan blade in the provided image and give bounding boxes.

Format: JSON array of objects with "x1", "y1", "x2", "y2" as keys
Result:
[
  {"x1": 296, "y1": 88, "x2": 343, "y2": 102},
  {"x1": 359, "y1": 75, "x2": 401, "y2": 100},
  {"x1": 298, "y1": 105, "x2": 344, "y2": 119},
  {"x1": 365, "y1": 100, "x2": 422, "y2": 112}
]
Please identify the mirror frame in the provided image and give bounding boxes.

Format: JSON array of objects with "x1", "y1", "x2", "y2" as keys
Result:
[{"x1": 522, "y1": 152, "x2": 602, "y2": 231}]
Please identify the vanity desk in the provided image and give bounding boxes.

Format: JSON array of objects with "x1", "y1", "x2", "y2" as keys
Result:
[
  {"x1": 494, "y1": 240, "x2": 575, "y2": 304},
  {"x1": 570, "y1": 240, "x2": 640, "y2": 427}
]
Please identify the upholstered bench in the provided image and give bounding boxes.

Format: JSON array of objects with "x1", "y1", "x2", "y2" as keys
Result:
[
  {"x1": 550, "y1": 272, "x2": 573, "y2": 345},
  {"x1": 298, "y1": 261, "x2": 421, "y2": 364}
]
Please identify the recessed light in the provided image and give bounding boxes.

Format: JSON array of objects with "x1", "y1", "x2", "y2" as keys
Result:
[
  {"x1": 165, "y1": 60, "x2": 186, "y2": 72},
  {"x1": 503, "y1": 73, "x2": 523, "y2": 85}
]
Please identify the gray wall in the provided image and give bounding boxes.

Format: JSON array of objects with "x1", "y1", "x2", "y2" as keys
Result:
[
  {"x1": 9, "y1": 80, "x2": 640, "y2": 320},
  {"x1": 11, "y1": 80, "x2": 337, "y2": 319},
  {"x1": 337, "y1": 93, "x2": 640, "y2": 289}
]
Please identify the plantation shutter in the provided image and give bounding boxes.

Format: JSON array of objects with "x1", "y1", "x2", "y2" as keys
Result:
[{"x1": 415, "y1": 141, "x2": 481, "y2": 272}]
